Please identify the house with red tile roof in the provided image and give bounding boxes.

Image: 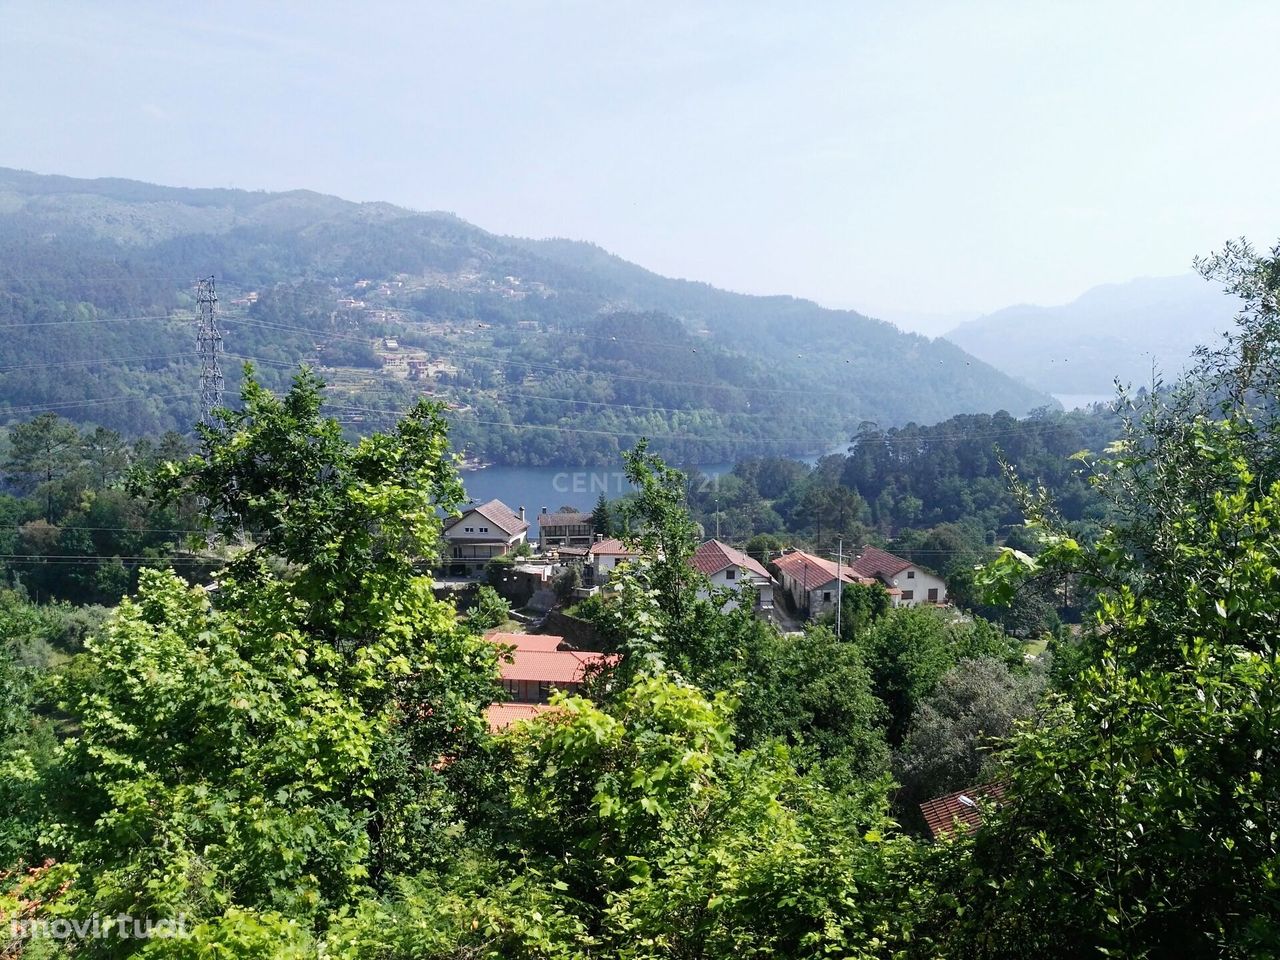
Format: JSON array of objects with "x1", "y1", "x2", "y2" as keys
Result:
[
  {"x1": 485, "y1": 701, "x2": 553, "y2": 732},
  {"x1": 486, "y1": 631, "x2": 618, "y2": 703},
  {"x1": 691, "y1": 539, "x2": 777, "y2": 612},
  {"x1": 441, "y1": 499, "x2": 530, "y2": 576},
  {"x1": 772, "y1": 548, "x2": 886, "y2": 620},
  {"x1": 486, "y1": 632, "x2": 566, "y2": 652},
  {"x1": 584, "y1": 536, "x2": 641, "y2": 586},
  {"x1": 919, "y1": 782, "x2": 1005, "y2": 839},
  {"x1": 849, "y1": 546, "x2": 948, "y2": 607}
]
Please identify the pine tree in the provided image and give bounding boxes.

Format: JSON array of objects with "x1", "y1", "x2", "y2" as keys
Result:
[{"x1": 591, "y1": 493, "x2": 612, "y2": 536}]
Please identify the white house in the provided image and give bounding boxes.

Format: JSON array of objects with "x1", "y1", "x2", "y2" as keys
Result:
[
  {"x1": 848, "y1": 546, "x2": 947, "y2": 606},
  {"x1": 691, "y1": 539, "x2": 777, "y2": 611},
  {"x1": 441, "y1": 499, "x2": 529, "y2": 576},
  {"x1": 583, "y1": 537, "x2": 640, "y2": 586}
]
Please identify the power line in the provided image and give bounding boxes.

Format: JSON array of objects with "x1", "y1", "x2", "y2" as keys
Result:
[
  {"x1": 1, "y1": 392, "x2": 198, "y2": 416},
  {"x1": 0, "y1": 353, "x2": 194, "y2": 374},
  {"x1": 0, "y1": 275, "x2": 250, "y2": 285},
  {"x1": 325, "y1": 402, "x2": 823, "y2": 444},
  {"x1": 5, "y1": 524, "x2": 208, "y2": 535},
  {"x1": 0, "y1": 313, "x2": 182, "y2": 329}
]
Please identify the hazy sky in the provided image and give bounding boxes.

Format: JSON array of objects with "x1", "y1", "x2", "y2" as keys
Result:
[{"x1": 3, "y1": 2, "x2": 1278, "y2": 328}]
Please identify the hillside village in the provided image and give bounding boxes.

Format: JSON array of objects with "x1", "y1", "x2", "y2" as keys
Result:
[{"x1": 443, "y1": 498, "x2": 953, "y2": 753}]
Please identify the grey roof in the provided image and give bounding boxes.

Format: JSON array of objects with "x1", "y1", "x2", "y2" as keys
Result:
[
  {"x1": 539, "y1": 511, "x2": 592, "y2": 528},
  {"x1": 461, "y1": 499, "x2": 528, "y2": 536}
]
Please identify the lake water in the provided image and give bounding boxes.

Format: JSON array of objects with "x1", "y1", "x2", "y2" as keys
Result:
[
  {"x1": 459, "y1": 443, "x2": 850, "y2": 514},
  {"x1": 459, "y1": 461, "x2": 736, "y2": 514}
]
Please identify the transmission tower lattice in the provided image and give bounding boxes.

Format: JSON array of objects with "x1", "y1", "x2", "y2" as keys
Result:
[{"x1": 195, "y1": 277, "x2": 224, "y2": 425}]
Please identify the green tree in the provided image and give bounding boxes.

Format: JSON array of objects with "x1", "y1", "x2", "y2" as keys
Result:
[
  {"x1": 825, "y1": 580, "x2": 891, "y2": 642},
  {"x1": 4, "y1": 368, "x2": 502, "y2": 946},
  {"x1": 4, "y1": 412, "x2": 82, "y2": 520},
  {"x1": 469, "y1": 584, "x2": 510, "y2": 631},
  {"x1": 931, "y1": 243, "x2": 1280, "y2": 957},
  {"x1": 744, "y1": 532, "x2": 784, "y2": 564},
  {"x1": 82, "y1": 426, "x2": 130, "y2": 489},
  {"x1": 732, "y1": 625, "x2": 890, "y2": 782},
  {"x1": 894, "y1": 656, "x2": 1044, "y2": 820},
  {"x1": 591, "y1": 493, "x2": 613, "y2": 536},
  {"x1": 858, "y1": 607, "x2": 958, "y2": 745}
]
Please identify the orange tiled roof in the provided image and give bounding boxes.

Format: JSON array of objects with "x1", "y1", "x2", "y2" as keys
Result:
[
  {"x1": 692, "y1": 539, "x2": 775, "y2": 581},
  {"x1": 539, "y1": 511, "x2": 592, "y2": 528},
  {"x1": 919, "y1": 782, "x2": 1006, "y2": 839},
  {"x1": 451, "y1": 499, "x2": 528, "y2": 536},
  {"x1": 497, "y1": 649, "x2": 616, "y2": 684},
  {"x1": 486, "y1": 632, "x2": 566, "y2": 652},
  {"x1": 486, "y1": 702, "x2": 552, "y2": 731},
  {"x1": 588, "y1": 537, "x2": 639, "y2": 557},
  {"x1": 773, "y1": 550, "x2": 865, "y2": 592}
]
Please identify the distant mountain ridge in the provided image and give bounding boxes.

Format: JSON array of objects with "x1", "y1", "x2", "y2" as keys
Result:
[
  {"x1": 945, "y1": 274, "x2": 1239, "y2": 395},
  {"x1": 0, "y1": 167, "x2": 1052, "y2": 464}
]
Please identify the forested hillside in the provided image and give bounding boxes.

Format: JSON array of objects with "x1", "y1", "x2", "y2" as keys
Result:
[
  {"x1": 0, "y1": 240, "x2": 1277, "y2": 957},
  {"x1": 0, "y1": 167, "x2": 1051, "y2": 464}
]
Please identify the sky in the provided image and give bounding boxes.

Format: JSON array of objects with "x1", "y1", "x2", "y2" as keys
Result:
[{"x1": 2, "y1": 1, "x2": 1278, "y2": 331}]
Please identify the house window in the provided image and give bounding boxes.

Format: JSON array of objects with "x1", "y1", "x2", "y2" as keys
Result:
[
  {"x1": 452, "y1": 547, "x2": 462, "y2": 558},
  {"x1": 538, "y1": 680, "x2": 553, "y2": 699},
  {"x1": 464, "y1": 526, "x2": 474, "y2": 533},
  {"x1": 901, "y1": 590, "x2": 914, "y2": 601},
  {"x1": 822, "y1": 591, "x2": 832, "y2": 602},
  {"x1": 725, "y1": 568, "x2": 736, "y2": 580},
  {"x1": 479, "y1": 526, "x2": 489, "y2": 533},
  {"x1": 928, "y1": 588, "x2": 939, "y2": 602},
  {"x1": 907, "y1": 570, "x2": 915, "y2": 579}
]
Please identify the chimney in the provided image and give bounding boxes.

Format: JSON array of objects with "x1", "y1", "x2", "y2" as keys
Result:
[
  {"x1": 519, "y1": 506, "x2": 526, "y2": 521},
  {"x1": 595, "y1": 533, "x2": 604, "y2": 542}
]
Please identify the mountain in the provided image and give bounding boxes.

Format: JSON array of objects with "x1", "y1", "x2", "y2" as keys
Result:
[
  {"x1": 0, "y1": 167, "x2": 1052, "y2": 465},
  {"x1": 945, "y1": 274, "x2": 1240, "y2": 397}
]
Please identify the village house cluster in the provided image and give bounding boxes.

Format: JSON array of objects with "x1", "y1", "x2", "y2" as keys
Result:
[
  {"x1": 442, "y1": 498, "x2": 948, "y2": 614},
  {"x1": 453, "y1": 498, "x2": 958, "y2": 827}
]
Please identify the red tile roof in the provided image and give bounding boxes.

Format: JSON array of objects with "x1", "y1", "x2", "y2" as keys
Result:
[
  {"x1": 486, "y1": 702, "x2": 552, "y2": 731},
  {"x1": 849, "y1": 546, "x2": 914, "y2": 580},
  {"x1": 486, "y1": 632, "x2": 566, "y2": 652},
  {"x1": 588, "y1": 537, "x2": 639, "y2": 557},
  {"x1": 495, "y1": 648, "x2": 618, "y2": 684},
  {"x1": 692, "y1": 539, "x2": 775, "y2": 582},
  {"x1": 919, "y1": 782, "x2": 1006, "y2": 839},
  {"x1": 772, "y1": 550, "x2": 865, "y2": 592}
]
